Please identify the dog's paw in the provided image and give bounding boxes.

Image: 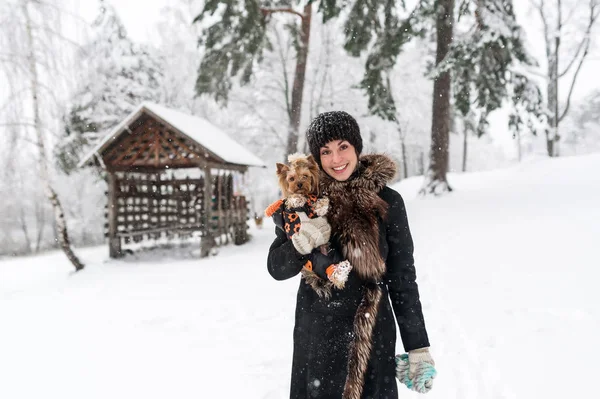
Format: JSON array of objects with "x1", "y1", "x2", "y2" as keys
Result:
[
  {"x1": 286, "y1": 194, "x2": 307, "y2": 209},
  {"x1": 313, "y1": 197, "x2": 329, "y2": 216}
]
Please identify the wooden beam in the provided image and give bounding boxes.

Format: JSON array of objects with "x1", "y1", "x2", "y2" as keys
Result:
[
  {"x1": 200, "y1": 166, "x2": 214, "y2": 257},
  {"x1": 103, "y1": 116, "x2": 149, "y2": 161},
  {"x1": 154, "y1": 131, "x2": 160, "y2": 167},
  {"x1": 107, "y1": 172, "x2": 122, "y2": 258},
  {"x1": 115, "y1": 136, "x2": 154, "y2": 165}
]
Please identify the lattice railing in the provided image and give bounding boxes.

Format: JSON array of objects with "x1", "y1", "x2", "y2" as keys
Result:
[{"x1": 105, "y1": 171, "x2": 249, "y2": 249}]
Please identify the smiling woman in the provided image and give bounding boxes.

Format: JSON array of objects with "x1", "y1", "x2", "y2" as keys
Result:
[{"x1": 267, "y1": 111, "x2": 435, "y2": 398}]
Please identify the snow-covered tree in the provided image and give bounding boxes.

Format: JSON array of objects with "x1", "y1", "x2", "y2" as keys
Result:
[
  {"x1": 529, "y1": 0, "x2": 600, "y2": 157},
  {"x1": 57, "y1": 0, "x2": 164, "y2": 173},
  {"x1": 0, "y1": 0, "x2": 84, "y2": 269},
  {"x1": 194, "y1": 0, "x2": 318, "y2": 160},
  {"x1": 446, "y1": 0, "x2": 546, "y2": 166}
]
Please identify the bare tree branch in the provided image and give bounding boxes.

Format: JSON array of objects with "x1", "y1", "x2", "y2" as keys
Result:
[
  {"x1": 0, "y1": 87, "x2": 30, "y2": 114},
  {"x1": 558, "y1": 0, "x2": 599, "y2": 122},
  {"x1": 35, "y1": 0, "x2": 89, "y2": 25},
  {"x1": 558, "y1": 38, "x2": 588, "y2": 122},
  {"x1": 531, "y1": 0, "x2": 552, "y2": 57},
  {"x1": 562, "y1": 0, "x2": 584, "y2": 25},
  {"x1": 272, "y1": 27, "x2": 292, "y2": 119},
  {"x1": 31, "y1": 24, "x2": 84, "y2": 52},
  {"x1": 559, "y1": 36, "x2": 587, "y2": 77},
  {"x1": 260, "y1": 7, "x2": 305, "y2": 19},
  {"x1": 229, "y1": 97, "x2": 285, "y2": 147}
]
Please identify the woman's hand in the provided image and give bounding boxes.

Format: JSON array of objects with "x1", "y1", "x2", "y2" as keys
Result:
[
  {"x1": 408, "y1": 347, "x2": 435, "y2": 389},
  {"x1": 291, "y1": 212, "x2": 331, "y2": 254}
]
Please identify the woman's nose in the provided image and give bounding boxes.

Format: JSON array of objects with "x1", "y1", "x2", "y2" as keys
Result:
[{"x1": 332, "y1": 151, "x2": 343, "y2": 163}]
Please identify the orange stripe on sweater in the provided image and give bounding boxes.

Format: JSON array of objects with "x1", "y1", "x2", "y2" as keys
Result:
[
  {"x1": 326, "y1": 265, "x2": 335, "y2": 278},
  {"x1": 264, "y1": 199, "x2": 283, "y2": 217}
]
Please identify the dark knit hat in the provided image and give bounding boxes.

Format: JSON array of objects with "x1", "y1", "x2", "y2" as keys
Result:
[{"x1": 306, "y1": 111, "x2": 363, "y2": 166}]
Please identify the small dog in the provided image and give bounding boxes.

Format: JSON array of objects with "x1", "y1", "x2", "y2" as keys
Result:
[{"x1": 265, "y1": 153, "x2": 352, "y2": 298}]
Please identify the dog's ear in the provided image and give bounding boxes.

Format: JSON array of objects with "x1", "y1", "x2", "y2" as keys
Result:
[
  {"x1": 276, "y1": 163, "x2": 289, "y2": 175},
  {"x1": 306, "y1": 155, "x2": 319, "y2": 174},
  {"x1": 311, "y1": 173, "x2": 320, "y2": 196}
]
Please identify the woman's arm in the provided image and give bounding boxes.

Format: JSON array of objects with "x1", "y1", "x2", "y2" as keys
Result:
[
  {"x1": 267, "y1": 226, "x2": 307, "y2": 280},
  {"x1": 381, "y1": 187, "x2": 430, "y2": 352}
]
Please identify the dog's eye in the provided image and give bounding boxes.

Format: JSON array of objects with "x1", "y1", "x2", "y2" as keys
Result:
[{"x1": 289, "y1": 177, "x2": 295, "y2": 182}]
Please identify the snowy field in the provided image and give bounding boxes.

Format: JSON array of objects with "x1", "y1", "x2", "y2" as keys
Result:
[{"x1": 1, "y1": 153, "x2": 599, "y2": 399}]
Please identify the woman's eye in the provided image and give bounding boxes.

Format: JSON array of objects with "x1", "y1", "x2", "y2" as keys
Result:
[
  {"x1": 321, "y1": 150, "x2": 330, "y2": 156},
  {"x1": 340, "y1": 144, "x2": 348, "y2": 150}
]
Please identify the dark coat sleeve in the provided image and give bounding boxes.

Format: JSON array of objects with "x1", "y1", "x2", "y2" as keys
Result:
[
  {"x1": 381, "y1": 187, "x2": 430, "y2": 352},
  {"x1": 267, "y1": 226, "x2": 307, "y2": 281}
]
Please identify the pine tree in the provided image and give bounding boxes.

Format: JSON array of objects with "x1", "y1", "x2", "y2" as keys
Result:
[
  {"x1": 445, "y1": 0, "x2": 546, "y2": 165},
  {"x1": 57, "y1": 1, "x2": 164, "y2": 173},
  {"x1": 343, "y1": 0, "x2": 545, "y2": 194},
  {"x1": 194, "y1": 0, "x2": 315, "y2": 159}
]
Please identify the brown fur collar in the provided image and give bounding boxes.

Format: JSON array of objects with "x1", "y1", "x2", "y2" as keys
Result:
[{"x1": 320, "y1": 154, "x2": 397, "y2": 282}]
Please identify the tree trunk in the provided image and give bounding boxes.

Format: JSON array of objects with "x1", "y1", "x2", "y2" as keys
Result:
[
  {"x1": 285, "y1": 3, "x2": 312, "y2": 158},
  {"x1": 546, "y1": 48, "x2": 560, "y2": 157},
  {"x1": 401, "y1": 139, "x2": 408, "y2": 179},
  {"x1": 18, "y1": 206, "x2": 32, "y2": 254},
  {"x1": 516, "y1": 127, "x2": 522, "y2": 162},
  {"x1": 34, "y1": 199, "x2": 46, "y2": 252},
  {"x1": 420, "y1": 0, "x2": 455, "y2": 195},
  {"x1": 22, "y1": 0, "x2": 84, "y2": 271},
  {"x1": 462, "y1": 130, "x2": 467, "y2": 172}
]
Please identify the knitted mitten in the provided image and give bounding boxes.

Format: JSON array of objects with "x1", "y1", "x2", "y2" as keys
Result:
[
  {"x1": 290, "y1": 212, "x2": 331, "y2": 254},
  {"x1": 326, "y1": 260, "x2": 352, "y2": 289},
  {"x1": 395, "y1": 352, "x2": 437, "y2": 394}
]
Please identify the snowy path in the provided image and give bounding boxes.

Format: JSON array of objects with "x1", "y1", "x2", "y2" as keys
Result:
[{"x1": 1, "y1": 154, "x2": 599, "y2": 398}]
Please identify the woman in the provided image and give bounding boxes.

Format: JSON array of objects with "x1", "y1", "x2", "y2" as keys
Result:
[{"x1": 267, "y1": 111, "x2": 434, "y2": 399}]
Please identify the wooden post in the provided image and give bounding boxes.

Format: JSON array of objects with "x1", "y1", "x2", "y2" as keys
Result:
[
  {"x1": 201, "y1": 166, "x2": 213, "y2": 257},
  {"x1": 107, "y1": 171, "x2": 122, "y2": 258},
  {"x1": 218, "y1": 173, "x2": 226, "y2": 244}
]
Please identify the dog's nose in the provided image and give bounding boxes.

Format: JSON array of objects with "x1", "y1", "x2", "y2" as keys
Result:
[{"x1": 297, "y1": 183, "x2": 303, "y2": 188}]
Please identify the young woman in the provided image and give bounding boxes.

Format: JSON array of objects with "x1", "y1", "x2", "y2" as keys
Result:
[{"x1": 267, "y1": 111, "x2": 434, "y2": 398}]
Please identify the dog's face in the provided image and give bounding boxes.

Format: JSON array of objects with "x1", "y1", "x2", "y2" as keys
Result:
[{"x1": 276, "y1": 154, "x2": 320, "y2": 198}]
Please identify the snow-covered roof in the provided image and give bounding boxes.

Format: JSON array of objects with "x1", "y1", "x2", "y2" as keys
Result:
[{"x1": 78, "y1": 102, "x2": 266, "y2": 168}]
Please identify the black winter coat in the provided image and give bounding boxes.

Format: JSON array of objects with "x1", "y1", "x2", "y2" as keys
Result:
[{"x1": 267, "y1": 181, "x2": 430, "y2": 399}]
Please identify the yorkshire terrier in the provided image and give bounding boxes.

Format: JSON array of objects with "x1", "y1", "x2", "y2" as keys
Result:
[
  {"x1": 276, "y1": 153, "x2": 329, "y2": 215},
  {"x1": 265, "y1": 153, "x2": 352, "y2": 297}
]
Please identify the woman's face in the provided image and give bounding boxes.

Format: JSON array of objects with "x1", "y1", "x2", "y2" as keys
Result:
[{"x1": 319, "y1": 140, "x2": 358, "y2": 181}]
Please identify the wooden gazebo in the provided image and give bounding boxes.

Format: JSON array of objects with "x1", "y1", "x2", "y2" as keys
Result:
[{"x1": 79, "y1": 102, "x2": 265, "y2": 258}]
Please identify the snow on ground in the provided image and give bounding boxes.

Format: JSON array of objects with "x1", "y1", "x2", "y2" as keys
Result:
[{"x1": 1, "y1": 153, "x2": 599, "y2": 399}]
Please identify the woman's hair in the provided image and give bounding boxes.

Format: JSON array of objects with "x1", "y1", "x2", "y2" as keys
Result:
[{"x1": 306, "y1": 111, "x2": 363, "y2": 166}]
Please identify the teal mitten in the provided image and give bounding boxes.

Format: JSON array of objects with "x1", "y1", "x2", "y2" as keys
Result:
[{"x1": 395, "y1": 353, "x2": 437, "y2": 394}]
